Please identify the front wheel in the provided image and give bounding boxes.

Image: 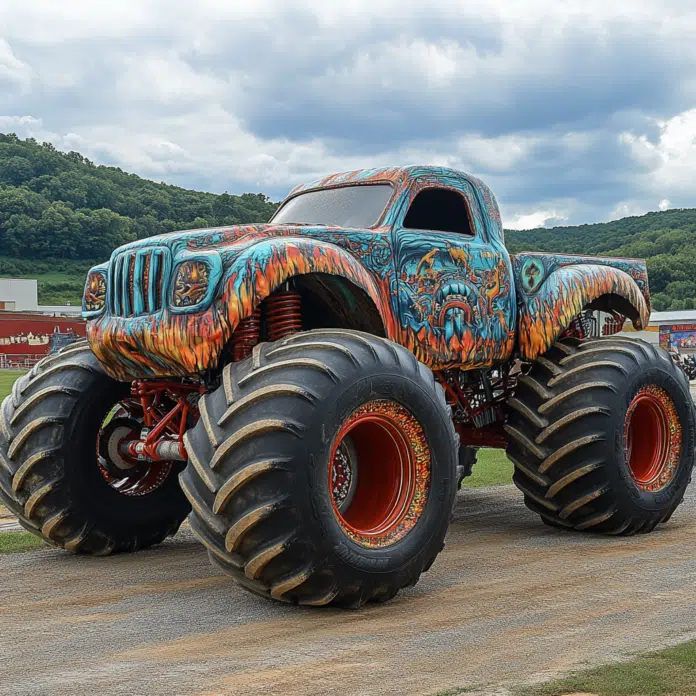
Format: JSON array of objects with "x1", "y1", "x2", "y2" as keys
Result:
[
  {"x1": 180, "y1": 330, "x2": 458, "y2": 608},
  {"x1": 0, "y1": 341, "x2": 190, "y2": 553},
  {"x1": 507, "y1": 337, "x2": 695, "y2": 534}
]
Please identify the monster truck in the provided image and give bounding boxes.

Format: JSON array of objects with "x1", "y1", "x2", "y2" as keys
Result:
[{"x1": 1, "y1": 166, "x2": 693, "y2": 607}]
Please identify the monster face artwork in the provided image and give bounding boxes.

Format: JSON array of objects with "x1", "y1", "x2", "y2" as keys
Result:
[
  {"x1": 393, "y1": 234, "x2": 515, "y2": 368},
  {"x1": 390, "y1": 169, "x2": 516, "y2": 368}
]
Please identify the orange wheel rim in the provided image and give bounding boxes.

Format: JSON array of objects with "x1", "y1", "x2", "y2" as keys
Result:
[
  {"x1": 329, "y1": 400, "x2": 431, "y2": 548},
  {"x1": 624, "y1": 385, "x2": 681, "y2": 492}
]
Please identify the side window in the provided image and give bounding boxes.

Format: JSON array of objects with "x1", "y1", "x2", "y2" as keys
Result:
[{"x1": 403, "y1": 188, "x2": 474, "y2": 236}]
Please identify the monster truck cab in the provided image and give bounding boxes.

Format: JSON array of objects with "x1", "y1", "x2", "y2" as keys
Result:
[{"x1": 82, "y1": 165, "x2": 649, "y2": 381}]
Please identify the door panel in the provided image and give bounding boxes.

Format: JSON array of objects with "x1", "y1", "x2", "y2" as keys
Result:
[{"x1": 393, "y1": 182, "x2": 514, "y2": 369}]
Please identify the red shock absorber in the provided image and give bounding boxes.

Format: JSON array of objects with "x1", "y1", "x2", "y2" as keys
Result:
[
  {"x1": 265, "y1": 290, "x2": 303, "y2": 341},
  {"x1": 232, "y1": 308, "x2": 261, "y2": 361}
]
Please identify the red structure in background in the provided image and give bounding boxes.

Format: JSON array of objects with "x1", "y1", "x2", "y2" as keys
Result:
[{"x1": 0, "y1": 311, "x2": 86, "y2": 368}]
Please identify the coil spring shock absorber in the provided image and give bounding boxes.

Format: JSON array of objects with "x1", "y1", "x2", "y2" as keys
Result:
[
  {"x1": 232, "y1": 308, "x2": 261, "y2": 361},
  {"x1": 562, "y1": 313, "x2": 588, "y2": 340},
  {"x1": 265, "y1": 290, "x2": 303, "y2": 342}
]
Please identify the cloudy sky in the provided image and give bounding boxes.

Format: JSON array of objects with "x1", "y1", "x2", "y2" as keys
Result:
[{"x1": 1, "y1": 0, "x2": 695, "y2": 228}]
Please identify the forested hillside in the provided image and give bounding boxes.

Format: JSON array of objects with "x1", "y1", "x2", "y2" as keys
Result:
[
  {"x1": 507, "y1": 209, "x2": 696, "y2": 311},
  {"x1": 1, "y1": 133, "x2": 694, "y2": 310},
  {"x1": 0, "y1": 133, "x2": 278, "y2": 304},
  {"x1": 0, "y1": 133, "x2": 277, "y2": 260}
]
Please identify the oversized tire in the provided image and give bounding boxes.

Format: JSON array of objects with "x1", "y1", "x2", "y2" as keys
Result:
[
  {"x1": 0, "y1": 341, "x2": 190, "y2": 554},
  {"x1": 507, "y1": 336, "x2": 695, "y2": 534},
  {"x1": 180, "y1": 329, "x2": 457, "y2": 608}
]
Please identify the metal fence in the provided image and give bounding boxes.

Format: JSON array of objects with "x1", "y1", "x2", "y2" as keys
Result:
[{"x1": 0, "y1": 353, "x2": 43, "y2": 370}]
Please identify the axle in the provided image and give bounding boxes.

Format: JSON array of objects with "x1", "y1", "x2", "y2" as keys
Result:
[{"x1": 120, "y1": 438, "x2": 187, "y2": 462}]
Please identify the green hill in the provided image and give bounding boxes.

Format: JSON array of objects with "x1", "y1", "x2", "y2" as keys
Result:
[
  {"x1": 506, "y1": 209, "x2": 696, "y2": 311},
  {"x1": 0, "y1": 133, "x2": 278, "y2": 304},
  {"x1": 1, "y1": 133, "x2": 694, "y2": 310}
]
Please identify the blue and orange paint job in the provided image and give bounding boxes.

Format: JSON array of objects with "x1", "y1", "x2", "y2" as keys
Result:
[{"x1": 83, "y1": 165, "x2": 651, "y2": 381}]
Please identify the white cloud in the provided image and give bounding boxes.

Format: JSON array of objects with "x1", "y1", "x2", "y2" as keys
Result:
[
  {"x1": 619, "y1": 108, "x2": 696, "y2": 207},
  {"x1": 0, "y1": 0, "x2": 695, "y2": 221},
  {"x1": 505, "y1": 210, "x2": 569, "y2": 230},
  {"x1": 608, "y1": 201, "x2": 648, "y2": 221},
  {"x1": 0, "y1": 39, "x2": 33, "y2": 93},
  {"x1": 659, "y1": 198, "x2": 671, "y2": 210}
]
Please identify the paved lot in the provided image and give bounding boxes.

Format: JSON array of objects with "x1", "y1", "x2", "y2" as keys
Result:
[{"x1": 3, "y1": 485, "x2": 696, "y2": 696}]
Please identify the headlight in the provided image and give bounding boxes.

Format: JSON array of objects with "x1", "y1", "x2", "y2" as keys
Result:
[
  {"x1": 172, "y1": 260, "x2": 211, "y2": 308},
  {"x1": 83, "y1": 271, "x2": 107, "y2": 316}
]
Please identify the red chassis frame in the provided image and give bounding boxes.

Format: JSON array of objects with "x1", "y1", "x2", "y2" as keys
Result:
[
  {"x1": 117, "y1": 307, "x2": 626, "y2": 459},
  {"x1": 120, "y1": 380, "x2": 204, "y2": 462}
]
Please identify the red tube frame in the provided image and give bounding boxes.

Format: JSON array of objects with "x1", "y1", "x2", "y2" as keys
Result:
[{"x1": 125, "y1": 380, "x2": 204, "y2": 461}]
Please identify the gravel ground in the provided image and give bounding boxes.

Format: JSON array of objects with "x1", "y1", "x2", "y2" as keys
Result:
[{"x1": 3, "y1": 485, "x2": 696, "y2": 696}]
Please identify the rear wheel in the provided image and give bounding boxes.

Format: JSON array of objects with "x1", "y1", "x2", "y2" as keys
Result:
[
  {"x1": 180, "y1": 329, "x2": 457, "y2": 607},
  {"x1": 507, "y1": 337, "x2": 695, "y2": 534},
  {"x1": 0, "y1": 341, "x2": 190, "y2": 553}
]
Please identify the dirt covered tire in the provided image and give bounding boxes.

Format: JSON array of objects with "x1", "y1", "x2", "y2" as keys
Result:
[
  {"x1": 507, "y1": 336, "x2": 695, "y2": 534},
  {"x1": 0, "y1": 341, "x2": 190, "y2": 554},
  {"x1": 180, "y1": 329, "x2": 457, "y2": 608}
]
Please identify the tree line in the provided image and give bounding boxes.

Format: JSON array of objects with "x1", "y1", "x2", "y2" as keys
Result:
[
  {"x1": 506, "y1": 209, "x2": 696, "y2": 311},
  {"x1": 0, "y1": 133, "x2": 278, "y2": 260}
]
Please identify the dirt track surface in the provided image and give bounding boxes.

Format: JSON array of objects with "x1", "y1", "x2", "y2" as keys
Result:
[{"x1": 3, "y1": 485, "x2": 696, "y2": 696}]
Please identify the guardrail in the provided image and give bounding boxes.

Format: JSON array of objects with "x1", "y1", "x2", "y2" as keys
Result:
[{"x1": 0, "y1": 354, "x2": 43, "y2": 369}]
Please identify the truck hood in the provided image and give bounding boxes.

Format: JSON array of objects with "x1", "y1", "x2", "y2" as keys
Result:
[{"x1": 111, "y1": 222, "x2": 370, "y2": 259}]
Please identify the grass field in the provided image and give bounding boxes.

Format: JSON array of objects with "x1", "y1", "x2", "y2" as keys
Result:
[
  {"x1": 0, "y1": 530, "x2": 47, "y2": 554},
  {"x1": 464, "y1": 448, "x2": 512, "y2": 488},
  {"x1": 516, "y1": 639, "x2": 696, "y2": 696},
  {"x1": 30, "y1": 270, "x2": 85, "y2": 305},
  {"x1": 0, "y1": 369, "x2": 25, "y2": 401},
  {"x1": 0, "y1": 257, "x2": 92, "y2": 305}
]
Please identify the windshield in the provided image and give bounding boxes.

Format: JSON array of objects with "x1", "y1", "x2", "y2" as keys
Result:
[{"x1": 271, "y1": 184, "x2": 393, "y2": 228}]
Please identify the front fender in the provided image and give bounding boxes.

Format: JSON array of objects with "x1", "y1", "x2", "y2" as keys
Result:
[
  {"x1": 88, "y1": 238, "x2": 395, "y2": 380},
  {"x1": 517, "y1": 264, "x2": 650, "y2": 360},
  {"x1": 218, "y1": 237, "x2": 394, "y2": 334}
]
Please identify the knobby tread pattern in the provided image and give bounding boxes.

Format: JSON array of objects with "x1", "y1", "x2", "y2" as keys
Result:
[
  {"x1": 0, "y1": 340, "x2": 187, "y2": 554},
  {"x1": 181, "y1": 329, "x2": 456, "y2": 608},
  {"x1": 507, "y1": 336, "x2": 695, "y2": 535}
]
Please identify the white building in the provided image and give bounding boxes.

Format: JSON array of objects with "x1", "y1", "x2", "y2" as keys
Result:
[
  {"x1": 0, "y1": 278, "x2": 81, "y2": 317},
  {"x1": 0, "y1": 278, "x2": 39, "y2": 311}
]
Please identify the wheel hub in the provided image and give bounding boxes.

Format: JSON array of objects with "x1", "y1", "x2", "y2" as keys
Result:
[
  {"x1": 331, "y1": 438, "x2": 358, "y2": 512},
  {"x1": 97, "y1": 409, "x2": 174, "y2": 497},
  {"x1": 329, "y1": 399, "x2": 431, "y2": 548},
  {"x1": 624, "y1": 385, "x2": 681, "y2": 492},
  {"x1": 99, "y1": 418, "x2": 140, "y2": 475}
]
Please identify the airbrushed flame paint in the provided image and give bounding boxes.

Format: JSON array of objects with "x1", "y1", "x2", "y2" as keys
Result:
[
  {"x1": 512, "y1": 253, "x2": 650, "y2": 359},
  {"x1": 85, "y1": 166, "x2": 651, "y2": 381}
]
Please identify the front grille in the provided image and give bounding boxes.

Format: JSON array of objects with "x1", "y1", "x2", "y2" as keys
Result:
[{"x1": 108, "y1": 248, "x2": 170, "y2": 316}]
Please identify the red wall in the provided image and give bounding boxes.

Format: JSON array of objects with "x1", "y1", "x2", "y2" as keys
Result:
[{"x1": 0, "y1": 312, "x2": 86, "y2": 356}]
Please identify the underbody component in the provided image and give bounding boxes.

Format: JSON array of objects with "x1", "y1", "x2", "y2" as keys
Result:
[
  {"x1": 118, "y1": 379, "x2": 203, "y2": 462},
  {"x1": 264, "y1": 289, "x2": 303, "y2": 341},
  {"x1": 232, "y1": 309, "x2": 261, "y2": 361},
  {"x1": 438, "y1": 365, "x2": 516, "y2": 448}
]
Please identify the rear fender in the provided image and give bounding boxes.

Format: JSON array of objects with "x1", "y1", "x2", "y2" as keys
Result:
[{"x1": 517, "y1": 263, "x2": 650, "y2": 359}]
